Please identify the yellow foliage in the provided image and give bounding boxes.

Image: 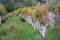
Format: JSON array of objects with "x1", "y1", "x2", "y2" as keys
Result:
[
  {"x1": 17, "y1": 4, "x2": 50, "y2": 18},
  {"x1": 20, "y1": 7, "x2": 28, "y2": 14},
  {"x1": 0, "y1": 4, "x2": 7, "y2": 15}
]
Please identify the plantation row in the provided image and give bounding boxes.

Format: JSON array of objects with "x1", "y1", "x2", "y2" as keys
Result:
[{"x1": 15, "y1": 4, "x2": 59, "y2": 38}]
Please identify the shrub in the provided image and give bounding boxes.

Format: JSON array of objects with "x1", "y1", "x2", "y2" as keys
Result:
[
  {"x1": 55, "y1": 3, "x2": 60, "y2": 9},
  {"x1": 0, "y1": 4, "x2": 7, "y2": 15}
]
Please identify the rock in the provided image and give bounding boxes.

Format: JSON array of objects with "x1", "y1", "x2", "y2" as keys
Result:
[{"x1": 1, "y1": 15, "x2": 7, "y2": 23}]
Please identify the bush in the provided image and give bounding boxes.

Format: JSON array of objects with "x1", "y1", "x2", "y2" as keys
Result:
[
  {"x1": 0, "y1": 4, "x2": 7, "y2": 15},
  {"x1": 2, "y1": 0, "x2": 37, "y2": 12},
  {"x1": 55, "y1": 3, "x2": 60, "y2": 9}
]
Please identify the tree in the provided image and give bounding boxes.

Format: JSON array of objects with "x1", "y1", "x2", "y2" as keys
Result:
[
  {"x1": 0, "y1": 0, "x2": 37, "y2": 12},
  {"x1": 2, "y1": 0, "x2": 15, "y2": 12}
]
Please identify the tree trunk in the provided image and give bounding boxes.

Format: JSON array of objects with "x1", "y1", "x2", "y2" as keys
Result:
[
  {"x1": 41, "y1": 25, "x2": 47, "y2": 38},
  {"x1": 0, "y1": 16, "x2": 1, "y2": 24}
]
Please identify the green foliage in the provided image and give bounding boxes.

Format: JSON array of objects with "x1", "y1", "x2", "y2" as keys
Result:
[
  {"x1": 48, "y1": 0, "x2": 55, "y2": 10},
  {"x1": 26, "y1": 0, "x2": 37, "y2": 6},
  {"x1": 1, "y1": 0, "x2": 37, "y2": 12},
  {"x1": 48, "y1": 0, "x2": 60, "y2": 10},
  {"x1": 3, "y1": 0, "x2": 15, "y2": 12},
  {"x1": 55, "y1": 3, "x2": 60, "y2": 8}
]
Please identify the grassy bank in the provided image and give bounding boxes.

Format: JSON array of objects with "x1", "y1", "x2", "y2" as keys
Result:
[
  {"x1": 0, "y1": 15, "x2": 60, "y2": 40},
  {"x1": 0, "y1": 15, "x2": 41, "y2": 40}
]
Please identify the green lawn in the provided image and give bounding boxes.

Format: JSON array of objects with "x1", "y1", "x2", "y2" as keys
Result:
[
  {"x1": 0, "y1": 15, "x2": 60, "y2": 40},
  {"x1": 0, "y1": 15, "x2": 41, "y2": 40},
  {"x1": 47, "y1": 24, "x2": 60, "y2": 40}
]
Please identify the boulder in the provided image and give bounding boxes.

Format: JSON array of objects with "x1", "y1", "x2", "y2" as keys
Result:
[{"x1": 1, "y1": 15, "x2": 7, "y2": 23}]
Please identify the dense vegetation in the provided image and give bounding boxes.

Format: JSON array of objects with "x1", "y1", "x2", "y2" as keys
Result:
[
  {"x1": 0, "y1": 0, "x2": 60, "y2": 40},
  {"x1": 0, "y1": 13, "x2": 60, "y2": 40},
  {"x1": 0, "y1": 0, "x2": 37, "y2": 12}
]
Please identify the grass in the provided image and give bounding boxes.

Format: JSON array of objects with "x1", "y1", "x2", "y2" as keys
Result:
[
  {"x1": 0, "y1": 15, "x2": 41, "y2": 40},
  {"x1": 47, "y1": 24, "x2": 60, "y2": 40},
  {"x1": 0, "y1": 15, "x2": 60, "y2": 40}
]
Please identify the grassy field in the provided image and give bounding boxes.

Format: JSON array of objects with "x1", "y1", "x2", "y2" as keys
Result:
[
  {"x1": 47, "y1": 24, "x2": 60, "y2": 40},
  {"x1": 0, "y1": 15, "x2": 41, "y2": 40},
  {"x1": 0, "y1": 15, "x2": 60, "y2": 40}
]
